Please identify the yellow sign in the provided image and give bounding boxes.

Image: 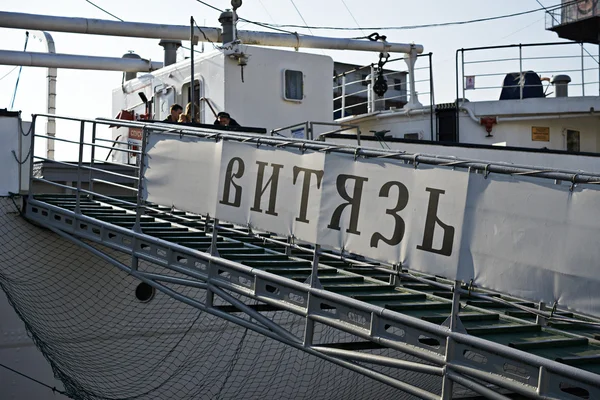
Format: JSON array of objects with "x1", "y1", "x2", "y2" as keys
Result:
[{"x1": 532, "y1": 127, "x2": 550, "y2": 142}]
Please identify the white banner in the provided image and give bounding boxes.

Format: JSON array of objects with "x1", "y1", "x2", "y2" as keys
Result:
[
  {"x1": 459, "y1": 174, "x2": 600, "y2": 316},
  {"x1": 144, "y1": 133, "x2": 469, "y2": 279},
  {"x1": 143, "y1": 132, "x2": 600, "y2": 316},
  {"x1": 144, "y1": 133, "x2": 222, "y2": 216}
]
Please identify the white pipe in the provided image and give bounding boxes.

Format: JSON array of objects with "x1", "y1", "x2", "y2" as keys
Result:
[
  {"x1": 459, "y1": 106, "x2": 598, "y2": 124},
  {"x1": 496, "y1": 113, "x2": 598, "y2": 123},
  {"x1": 0, "y1": 11, "x2": 216, "y2": 43},
  {"x1": 0, "y1": 11, "x2": 424, "y2": 54},
  {"x1": 0, "y1": 50, "x2": 162, "y2": 71},
  {"x1": 42, "y1": 31, "x2": 57, "y2": 161},
  {"x1": 237, "y1": 30, "x2": 423, "y2": 54}
]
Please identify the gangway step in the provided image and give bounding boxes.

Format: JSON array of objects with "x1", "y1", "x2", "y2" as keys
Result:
[
  {"x1": 313, "y1": 342, "x2": 385, "y2": 351},
  {"x1": 557, "y1": 354, "x2": 600, "y2": 366},
  {"x1": 466, "y1": 300, "x2": 536, "y2": 309},
  {"x1": 352, "y1": 293, "x2": 428, "y2": 302},
  {"x1": 215, "y1": 304, "x2": 283, "y2": 313},
  {"x1": 421, "y1": 313, "x2": 500, "y2": 324},
  {"x1": 243, "y1": 260, "x2": 311, "y2": 268},
  {"x1": 509, "y1": 337, "x2": 589, "y2": 351},
  {"x1": 142, "y1": 228, "x2": 195, "y2": 234},
  {"x1": 224, "y1": 254, "x2": 291, "y2": 262},
  {"x1": 217, "y1": 248, "x2": 266, "y2": 255},
  {"x1": 466, "y1": 324, "x2": 541, "y2": 336},
  {"x1": 386, "y1": 302, "x2": 453, "y2": 312},
  {"x1": 264, "y1": 268, "x2": 339, "y2": 276}
]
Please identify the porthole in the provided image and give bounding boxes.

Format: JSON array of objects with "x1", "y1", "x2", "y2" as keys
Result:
[{"x1": 135, "y1": 282, "x2": 155, "y2": 303}]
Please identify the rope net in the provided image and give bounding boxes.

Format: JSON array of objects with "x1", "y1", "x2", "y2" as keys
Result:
[{"x1": 0, "y1": 197, "x2": 477, "y2": 400}]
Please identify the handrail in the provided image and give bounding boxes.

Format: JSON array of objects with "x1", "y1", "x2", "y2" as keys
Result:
[
  {"x1": 32, "y1": 113, "x2": 600, "y2": 185},
  {"x1": 455, "y1": 41, "x2": 599, "y2": 106}
]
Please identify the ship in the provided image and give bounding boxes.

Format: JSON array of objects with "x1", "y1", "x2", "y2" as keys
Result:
[{"x1": 1, "y1": 1, "x2": 600, "y2": 399}]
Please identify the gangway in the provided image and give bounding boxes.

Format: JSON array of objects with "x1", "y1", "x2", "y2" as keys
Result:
[{"x1": 16, "y1": 114, "x2": 600, "y2": 399}]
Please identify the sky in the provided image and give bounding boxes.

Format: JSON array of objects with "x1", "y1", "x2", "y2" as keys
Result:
[{"x1": 0, "y1": 0, "x2": 598, "y2": 160}]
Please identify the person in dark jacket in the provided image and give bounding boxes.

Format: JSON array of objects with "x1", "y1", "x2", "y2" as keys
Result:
[
  {"x1": 214, "y1": 112, "x2": 240, "y2": 127},
  {"x1": 163, "y1": 104, "x2": 183, "y2": 122}
]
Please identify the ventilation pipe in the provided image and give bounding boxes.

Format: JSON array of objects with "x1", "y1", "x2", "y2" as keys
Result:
[
  {"x1": 219, "y1": 10, "x2": 235, "y2": 45},
  {"x1": 158, "y1": 39, "x2": 181, "y2": 67},
  {"x1": 551, "y1": 75, "x2": 571, "y2": 97},
  {"x1": 41, "y1": 31, "x2": 57, "y2": 161},
  {"x1": 122, "y1": 51, "x2": 141, "y2": 81}
]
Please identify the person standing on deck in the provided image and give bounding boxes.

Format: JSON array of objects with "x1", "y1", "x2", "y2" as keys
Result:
[{"x1": 163, "y1": 104, "x2": 183, "y2": 122}]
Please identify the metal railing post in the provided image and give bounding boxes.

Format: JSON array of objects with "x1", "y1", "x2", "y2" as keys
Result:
[
  {"x1": 429, "y1": 52, "x2": 435, "y2": 141},
  {"x1": 130, "y1": 126, "x2": 149, "y2": 272},
  {"x1": 461, "y1": 51, "x2": 466, "y2": 102},
  {"x1": 190, "y1": 17, "x2": 195, "y2": 121},
  {"x1": 75, "y1": 120, "x2": 85, "y2": 214},
  {"x1": 133, "y1": 126, "x2": 148, "y2": 233},
  {"x1": 519, "y1": 44, "x2": 523, "y2": 100},
  {"x1": 206, "y1": 217, "x2": 219, "y2": 308},
  {"x1": 28, "y1": 115, "x2": 37, "y2": 197},
  {"x1": 581, "y1": 44, "x2": 585, "y2": 96},
  {"x1": 370, "y1": 65, "x2": 376, "y2": 112},
  {"x1": 309, "y1": 244, "x2": 321, "y2": 288},
  {"x1": 341, "y1": 74, "x2": 346, "y2": 117},
  {"x1": 441, "y1": 281, "x2": 462, "y2": 399},
  {"x1": 88, "y1": 122, "x2": 97, "y2": 200}
]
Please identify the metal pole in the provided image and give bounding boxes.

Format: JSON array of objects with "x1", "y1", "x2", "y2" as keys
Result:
[
  {"x1": 461, "y1": 50, "x2": 465, "y2": 102},
  {"x1": 310, "y1": 244, "x2": 321, "y2": 288},
  {"x1": 131, "y1": 126, "x2": 148, "y2": 272},
  {"x1": 28, "y1": 115, "x2": 37, "y2": 198},
  {"x1": 341, "y1": 74, "x2": 346, "y2": 117},
  {"x1": 88, "y1": 122, "x2": 97, "y2": 199},
  {"x1": 441, "y1": 281, "x2": 462, "y2": 399},
  {"x1": 133, "y1": 126, "x2": 148, "y2": 233},
  {"x1": 75, "y1": 121, "x2": 85, "y2": 214},
  {"x1": 519, "y1": 44, "x2": 523, "y2": 100},
  {"x1": 429, "y1": 52, "x2": 435, "y2": 141},
  {"x1": 455, "y1": 49, "x2": 462, "y2": 142},
  {"x1": 581, "y1": 44, "x2": 585, "y2": 96},
  {"x1": 190, "y1": 16, "x2": 195, "y2": 122}
]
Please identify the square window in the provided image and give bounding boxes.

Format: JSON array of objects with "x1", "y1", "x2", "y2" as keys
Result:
[{"x1": 284, "y1": 70, "x2": 304, "y2": 101}]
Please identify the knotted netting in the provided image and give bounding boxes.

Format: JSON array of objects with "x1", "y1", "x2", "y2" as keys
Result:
[{"x1": 0, "y1": 197, "x2": 479, "y2": 400}]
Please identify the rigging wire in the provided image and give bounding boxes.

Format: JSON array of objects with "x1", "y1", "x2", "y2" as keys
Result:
[
  {"x1": 0, "y1": 363, "x2": 68, "y2": 396},
  {"x1": 533, "y1": 0, "x2": 599, "y2": 65},
  {"x1": 194, "y1": 0, "x2": 297, "y2": 35},
  {"x1": 84, "y1": 0, "x2": 123, "y2": 21},
  {"x1": 9, "y1": 31, "x2": 29, "y2": 110},
  {"x1": 0, "y1": 66, "x2": 19, "y2": 83},
  {"x1": 224, "y1": 1, "x2": 580, "y2": 31},
  {"x1": 289, "y1": 0, "x2": 314, "y2": 35},
  {"x1": 340, "y1": 0, "x2": 366, "y2": 36}
]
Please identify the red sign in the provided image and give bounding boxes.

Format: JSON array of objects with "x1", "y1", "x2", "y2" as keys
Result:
[{"x1": 129, "y1": 128, "x2": 143, "y2": 141}]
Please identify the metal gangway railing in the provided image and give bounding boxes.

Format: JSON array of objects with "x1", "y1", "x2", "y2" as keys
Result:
[
  {"x1": 456, "y1": 41, "x2": 600, "y2": 102},
  {"x1": 22, "y1": 113, "x2": 600, "y2": 400}
]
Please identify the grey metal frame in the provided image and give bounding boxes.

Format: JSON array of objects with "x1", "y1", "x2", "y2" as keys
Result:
[{"x1": 23, "y1": 113, "x2": 600, "y2": 400}]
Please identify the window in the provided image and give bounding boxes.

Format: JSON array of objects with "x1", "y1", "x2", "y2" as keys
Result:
[
  {"x1": 284, "y1": 70, "x2": 304, "y2": 101},
  {"x1": 404, "y1": 133, "x2": 420, "y2": 140},
  {"x1": 566, "y1": 129, "x2": 580, "y2": 152},
  {"x1": 394, "y1": 78, "x2": 403, "y2": 91}
]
